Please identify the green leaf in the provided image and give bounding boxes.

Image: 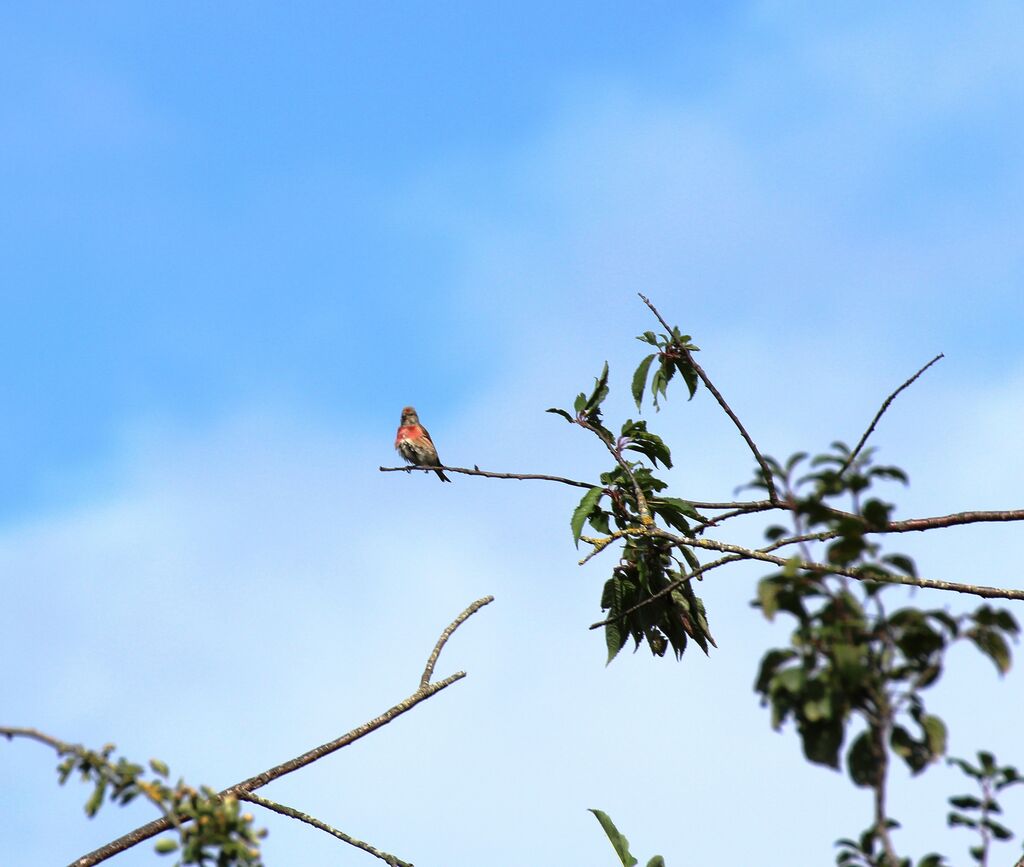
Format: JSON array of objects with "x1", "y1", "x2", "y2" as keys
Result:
[
  {"x1": 967, "y1": 627, "x2": 1012, "y2": 674},
  {"x1": 546, "y1": 407, "x2": 574, "y2": 423},
  {"x1": 861, "y1": 498, "x2": 892, "y2": 529},
  {"x1": 632, "y1": 354, "x2": 657, "y2": 409},
  {"x1": 800, "y1": 720, "x2": 843, "y2": 768},
  {"x1": 584, "y1": 362, "x2": 610, "y2": 414},
  {"x1": 754, "y1": 649, "x2": 797, "y2": 694},
  {"x1": 948, "y1": 796, "x2": 982, "y2": 810},
  {"x1": 589, "y1": 809, "x2": 638, "y2": 867},
  {"x1": 948, "y1": 756, "x2": 982, "y2": 779},
  {"x1": 646, "y1": 858, "x2": 666, "y2": 867},
  {"x1": 847, "y1": 731, "x2": 877, "y2": 788},
  {"x1": 675, "y1": 357, "x2": 699, "y2": 399},
  {"x1": 149, "y1": 758, "x2": 170, "y2": 778},
  {"x1": 154, "y1": 838, "x2": 179, "y2": 855},
  {"x1": 883, "y1": 554, "x2": 917, "y2": 578},
  {"x1": 624, "y1": 425, "x2": 673, "y2": 468},
  {"x1": 571, "y1": 486, "x2": 604, "y2": 547},
  {"x1": 637, "y1": 330, "x2": 659, "y2": 346},
  {"x1": 651, "y1": 496, "x2": 704, "y2": 521},
  {"x1": 982, "y1": 817, "x2": 1012, "y2": 840},
  {"x1": 650, "y1": 367, "x2": 665, "y2": 410},
  {"x1": 757, "y1": 578, "x2": 781, "y2": 620},
  {"x1": 85, "y1": 781, "x2": 107, "y2": 817},
  {"x1": 921, "y1": 715, "x2": 947, "y2": 758}
]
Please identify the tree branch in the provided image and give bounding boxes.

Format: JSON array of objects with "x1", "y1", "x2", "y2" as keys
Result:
[
  {"x1": 638, "y1": 293, "x2": 780, "y2": 504},
  {"x1": 1, "y1": 726, "x2": 72, "y2": 753},
  {"x1": 237, "y1": 791, "x2": 412, "y2": 867},
  {"x1": 65, "y1": 596, "x2": 494, "y2": 867},
  {"x1": 579, "y1": 524, "x2": 1024, "y2": 601},
  {"x1": 839, "y1": 353, "x2": 944, "y2": 478},
  {"x1": 379, "y1": 464, "x2": 597, "y2": 491},
  {"x1": 421, "y1": 595, "x2": 493, "y2": 689},
  {"x1": 578, "y1": 418, "x2": 654, "y2": 527},
  {"x1": 885, "y1": 509, "x2": 1024, "y2": 533}
]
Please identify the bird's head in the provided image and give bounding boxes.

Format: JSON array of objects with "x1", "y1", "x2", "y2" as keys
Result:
[{"x1": 400, "y1": 406, "x2": 419, "y2": 425}]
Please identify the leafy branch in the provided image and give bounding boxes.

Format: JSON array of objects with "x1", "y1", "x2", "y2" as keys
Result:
[{"x1": 5, "y1": 596, "x2": 493, "y2": 867}]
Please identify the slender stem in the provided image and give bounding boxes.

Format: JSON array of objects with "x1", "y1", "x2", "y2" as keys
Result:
[
  {"x1": 638, "y1": 293, "x2": 780, "y2": 504},
  {"x1": 978, "y1": 776, "x2": 992, "y2": 867},
  {"x1": 579, "y1": 524, "x2": 1024, "y2": 601},
  {"x1": 872, "y1": 715, "x2": 898, "y2": 866},
  {"x1": 839, "y1": 354, "x2": 944, "y2": 479},
  {"x1": 0, "y1": 727, "x2": 70, "y2": 752},
  {"x1": 578, "y1": 419, "x2": 653, "y2": 526},
  {"x1": 379, "y1": 464, "x2": 597, "y2": 491},
  {"x1": 421, "y1": 596, "x2": 493, "y2": 689},
  {"x1": 238, "y1": 791, "x2": 412, "y2": 867}
]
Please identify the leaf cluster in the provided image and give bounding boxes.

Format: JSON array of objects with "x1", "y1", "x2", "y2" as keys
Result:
[
  {"x1": 947, "y1": 751, "x2": 1024, "y2": 865},
  {"x1": 754, "y1": 446, "x2": 1020, "y2": 782},
  {"x1": 632, "y1": 328, "x2": 700, "y2": 410},
  {"x1": 55, "y1": 741, "x2": 266, "y2": 865},
  {"x1": 835, "y1": 820, "x2": 946, "y2": 867},
  {"x1": 547, "y1": 345, "x2": 715, "y2": 663}
]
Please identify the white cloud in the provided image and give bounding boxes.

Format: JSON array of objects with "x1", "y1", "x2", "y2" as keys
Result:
[{"x1": 6, "y1": 3, "x2": 1024, "y2": 865}]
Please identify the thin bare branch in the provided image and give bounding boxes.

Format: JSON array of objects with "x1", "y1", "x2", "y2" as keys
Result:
[
  {"x1": 66, "y1": 597, "x2": 494, "y2": 867},
  {"x1": 380, "y1": 464, "x2": 596, "y2": 491},
  {"x1": 1, "y1": 726, "x2": 71, "y2": 752},
  {"x1": 687, "y1": 499, "x2": 774, "y2": 511},
  {"x1": 238, "y1": 791, "x2": 412, "y2": 867},
  {"x1": 421, "y1": 595, "x2": 494, "y2": 689},
  {"x1": 665, "y1": 530, "x2": 1024, "y2": 601},
  {"x1": 839, "y1": 353, "x2": 944, "y2": 478},
  {"x1": 579, "y1": 524, "x2": 1024, "y2": 601},
  {"x1": 638, "y1": 293, "x2": 780, "y2": 504},
  {"x1": 885, "y1": 509, "x2": 1024, "y2": 533}
]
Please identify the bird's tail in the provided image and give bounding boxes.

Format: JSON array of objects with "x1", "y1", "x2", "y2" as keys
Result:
[{"x1": 435, "y1": 469, "x2": 452, "y2": 482}]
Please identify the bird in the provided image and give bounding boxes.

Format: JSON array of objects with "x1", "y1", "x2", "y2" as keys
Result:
[{"x1": 394, "y1": 406, "x2": 451, "y2": 482}]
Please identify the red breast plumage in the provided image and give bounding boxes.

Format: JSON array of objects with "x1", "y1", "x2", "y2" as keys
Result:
[{"x1": 395, "y1": 406, "x2": 451, "y2": 482}]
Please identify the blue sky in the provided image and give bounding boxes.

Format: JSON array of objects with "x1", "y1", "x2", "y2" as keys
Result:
[{"x1": 3, "y1": 2, "x2": 1024, "y2": 865}]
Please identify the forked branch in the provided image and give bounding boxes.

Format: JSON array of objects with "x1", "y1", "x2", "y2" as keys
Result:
[{"x1": 63, "y1": 595, "x2": 494, "y2": 867}]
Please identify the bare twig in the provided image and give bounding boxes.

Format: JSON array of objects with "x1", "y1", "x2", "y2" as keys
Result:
[
  {"x1": 1, "y1": 726, "x2": 71, "y2": 752},
  {"x1": 668, "y1": 531, "x2": 1024, "y2": 601},
  {"x1": 687, "y1": 499, "x2": 774, "y2": 511},
  {"x1": 638, "y1": 293, "x2": 780, "y2": 504},
  {"x1": 383, "y1": 462, "x2": 781, "y2": 524},
  {"x1": 238, "y1": 791, "x2": 412, "y2": 867},
  {"x1": 380, "y1": 464, "x2": 597, "y2": 491},
  {"x1": 65, "y1": 596, "x2": 494, "y2": 867},
  {"x1": 421, "y1": 595, "x2": 494, "y2": 689},
  {"x1": 839, "y1": 353, "x2": 944, "y2": 478},
  {"x1": 578, "y1": 524, "x2": 1024, "y2": 601},
  {"x1": 885, "y1": 509, "x2": 1024, "y2": 533}
]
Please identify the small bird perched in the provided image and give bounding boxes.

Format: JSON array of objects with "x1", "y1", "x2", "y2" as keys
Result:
[{"x1": 394, "y1": 406, "x2": 451, "y2": 482}]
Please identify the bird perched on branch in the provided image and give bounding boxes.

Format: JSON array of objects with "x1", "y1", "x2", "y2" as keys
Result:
[{"x1": 395, "y1": 406, "x2": 451, "y2": 482}]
